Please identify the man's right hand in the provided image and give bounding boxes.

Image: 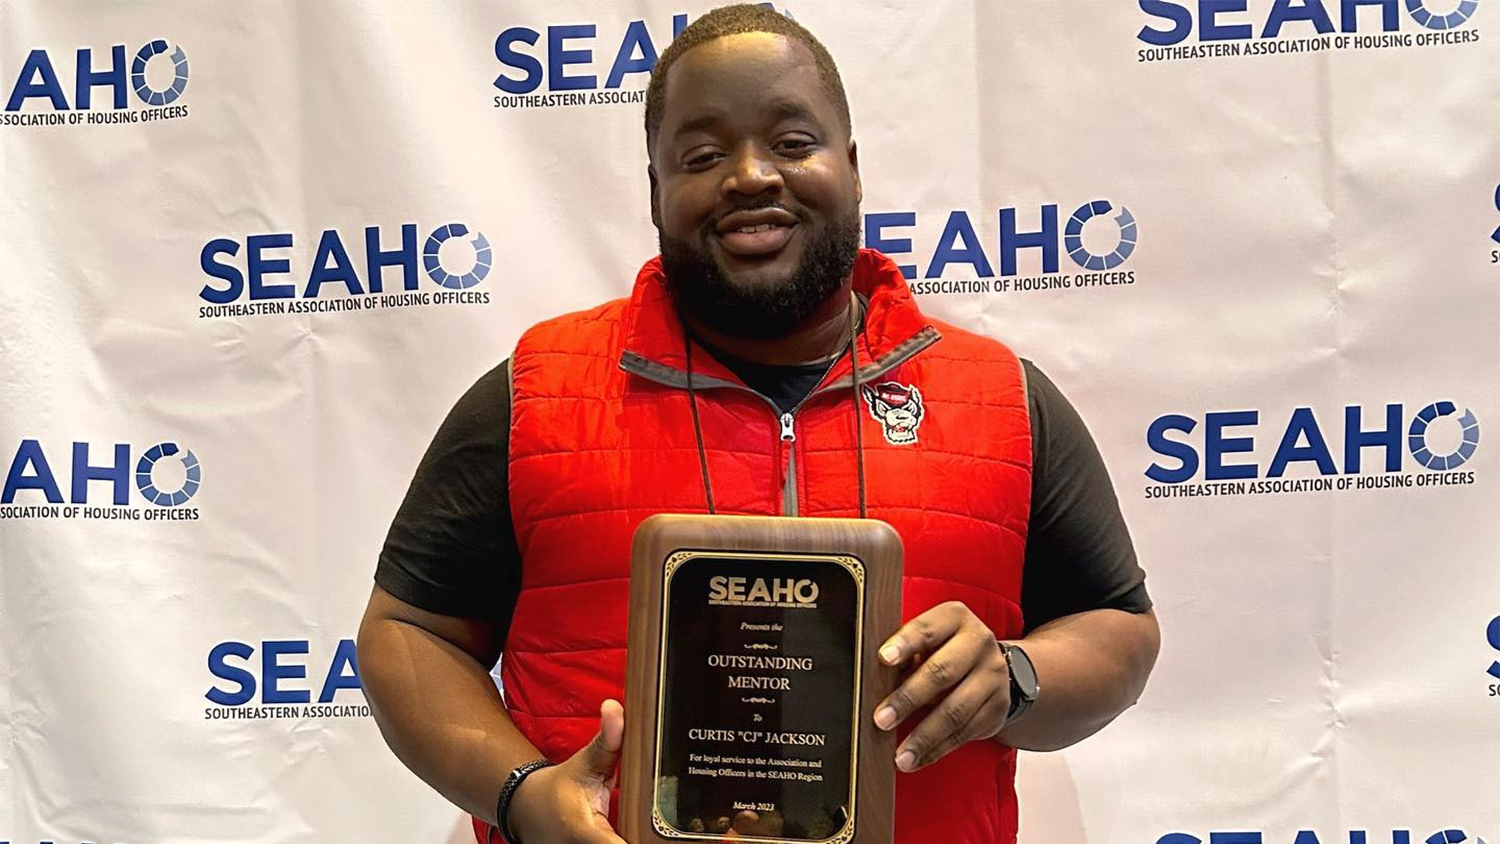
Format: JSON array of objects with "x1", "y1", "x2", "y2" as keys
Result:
[{"x1": 507, "y1": 699, "x2": 627, "y2": 844}]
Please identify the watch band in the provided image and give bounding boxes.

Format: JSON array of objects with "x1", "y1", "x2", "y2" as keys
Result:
[{"x1": 496, "y1": 758, "x2": 555, "y2": 844}]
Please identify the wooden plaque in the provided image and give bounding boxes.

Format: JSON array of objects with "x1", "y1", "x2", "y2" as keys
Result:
[{"x1": 622, "y1": 514, "x2": 902, "y2": 844}]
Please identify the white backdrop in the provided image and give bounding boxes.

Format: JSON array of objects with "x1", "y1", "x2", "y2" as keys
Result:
[{"x1": 1, "y1": 2, "x2": 1497, "y2": 843}]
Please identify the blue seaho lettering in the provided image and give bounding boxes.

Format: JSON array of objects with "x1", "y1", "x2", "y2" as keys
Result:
[
  {"x1": 6, "y1": 49, "x2": 69, "y2": 111},
  {"x1": 246, "y1": 233, "x2": 296, "y2": 300},
  {"x1": 998, "y1": 205, "x2": 1059, "y2": 275},
  {"x1": 206, "y1": 641, "x2": 257, "y2": 706},
  {"x1": 1146, "y1": 415, "x2": 1199, "y2": 483},
  {"x1": 494, "y1": 27, "x2": 543, "y2": 94},
  {"x1": 492, "y1": 7, "x2": 782, "y2": 94},
  {"x1": 1487, "y1": 615, "x2": 1500, "y2": 679},
  {"x1": 868, "y1": 203, "x2": 1133, "y2": 279},
  {"x1": 1267, "y1": 407, "x2": 1337, "y2": 477},
  {"x1": 1343, "y1": 404, "x2": 1402, "y2": 473},
  {"x1": 1492, "y1": 184, "x2": 1500, "y2": 243},
  {"x1": 928, "y1": 211, "x2": 994, "y2": 278},
  {"x1": 319, "y1": 638, "x2": 363, "y2": 702},
  {"x1": 1204, "y1": 410, "x2": 1259, "y2": 480},
  {"x1": 606, "y1": 20, "x2": 658, "y2": 88},
  {"x1": 74, "y1": 45, "x2": 127, "y2": 110},
  {"x1": 263, "y1": 639, "x2": 311, "y2": 704},
  {"x1": 864, "y1": 212, "x2": 918, "y2": 279},
  {"x1": 1139, "y1": 0, "x2": 1445, "y2": 45},
  {"x1": 70, "y1": 442, "x2": 130, "y2": 504},
  {"x1": 3, "y1": 439, "x2": 64, "y2": 504},
  {"x1": 199, "y1": 239, "x2": 244, "y2": 304},
  {"x1": 548, "y1": 24, "x2": 597, "y2": 91},
  {"x1": 366, "y1": 224, "x2": 419, "y2": 292},
  {"x1": 1138, "y1": 0, "x2": 1196, "y2": 45},
  {"x1": 206, "y1": 639, "x2": 365, "y2": 706},
  {"x1": 304, "y1": 229, "x2": 364, "y2": 298},
  {"x1": 200, "y1": 224, "x2": 453, "y2": 303}
]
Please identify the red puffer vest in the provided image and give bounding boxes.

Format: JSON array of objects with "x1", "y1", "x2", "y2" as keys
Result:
[{"x1": 481, "y1": 249, "x2": 1032, "y2": 844}]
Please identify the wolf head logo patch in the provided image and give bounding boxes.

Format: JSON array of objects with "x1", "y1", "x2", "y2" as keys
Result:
[{"x1": 862, "y1": 381, "x2": 925, "y2": 445}]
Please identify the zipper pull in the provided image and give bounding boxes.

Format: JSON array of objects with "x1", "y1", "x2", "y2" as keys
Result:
[{"x1": 779, "y1": 412, "x2": 796, "y2": 442}]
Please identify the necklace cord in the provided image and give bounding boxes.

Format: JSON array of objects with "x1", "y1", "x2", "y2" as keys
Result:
[
  {"x1": 682, "y1": 327, "x2": 718, "y2": 514},
  {"x1": 682, "y1": 294, "x2": 868, "y2": 520},
  {"x1": 850, "y1": 293, "x2": 867, "y2": 519}
]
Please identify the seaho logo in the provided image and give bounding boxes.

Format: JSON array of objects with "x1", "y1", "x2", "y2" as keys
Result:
[
  {"x1": 1486, "y1": 614, "x2": 1500, "y2": 697},
  {"x1": 1143, "y1": 400, "x2": 1481, "y2": 500},
  {"x1": 492, "y1": 3, "x2": 785, "y2": 109},
  {"x1": 1138, "y1": 0, "x2": 1483, "y2": 63},
  {"x1": 1490, "y1": 184, "x2": 1499, "y2": 266},
  {"x1": 1, "y1": 439, "x2": 201, "y2": 521},
  {"x1": 1157, "y1": 830, "x2": 1489, "y2": 844},
  {"x1": 198, "y1": 221, "x2": 493, "y2": 319},
  {"x1": 866, "y1": 199, "x2": 1141, "y2": 298},
  {"x1": 205, "y1": 638, "x2": 369, "y2": 721},
  {"x1": 2, "y1": 38, "x2": 190, "y2": 128},
  {"x1": 709, "y1": 575, "x2": 820, "y2": 607}
]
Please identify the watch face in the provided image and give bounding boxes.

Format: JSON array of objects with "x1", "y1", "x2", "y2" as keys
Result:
[{"x1": 1007, "y1": 645, "x2": 1039, "y2": 699}]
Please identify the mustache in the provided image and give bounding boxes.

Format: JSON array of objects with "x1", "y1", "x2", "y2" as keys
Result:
[{"x1": 704, "y1": 198, "x2": 808, "y2": 232}]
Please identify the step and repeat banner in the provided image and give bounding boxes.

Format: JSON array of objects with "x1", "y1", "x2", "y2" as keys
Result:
[{"x1": 1, "y1": 1, "x2": 1496, "y2": 843}]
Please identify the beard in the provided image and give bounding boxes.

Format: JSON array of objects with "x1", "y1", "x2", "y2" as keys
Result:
[{"x1": 659, "y1": 203, "x2": 861, "y2": 340}]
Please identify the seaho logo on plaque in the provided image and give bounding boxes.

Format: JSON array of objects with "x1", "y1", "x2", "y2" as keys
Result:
[{"x1": 708, "y1": 576, "x2": 820, "y2": 608}]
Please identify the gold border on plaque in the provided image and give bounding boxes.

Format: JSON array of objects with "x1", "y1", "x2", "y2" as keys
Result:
[{"x1": 651, "y1": 550, "x2": 865, "y2": 844}]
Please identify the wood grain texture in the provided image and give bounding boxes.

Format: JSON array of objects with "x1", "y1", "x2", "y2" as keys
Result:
[{"x1": 621, "y1": 514, "x2": 902, "y2": 844}]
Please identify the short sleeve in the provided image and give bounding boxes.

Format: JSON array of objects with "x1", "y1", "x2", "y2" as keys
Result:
[
  {"x1": 1021, "y1": 360, "x2": 1152, "y2": 633},
  {"x1": 374, "y1": 360, "x2": 522, "y2": 631}
]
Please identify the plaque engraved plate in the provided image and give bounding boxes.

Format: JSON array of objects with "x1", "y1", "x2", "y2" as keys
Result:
[
  {"x1": 624, "y1": 514, "x2": 901, "y2": 844},
  {"x1": 653, "y1": 551, "x2": 864, "y2": 842}
]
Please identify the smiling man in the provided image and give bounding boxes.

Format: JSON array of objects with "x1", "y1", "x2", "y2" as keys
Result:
[{"x1": 358, "y1": 6, "x2": 1159, "y2": 844}]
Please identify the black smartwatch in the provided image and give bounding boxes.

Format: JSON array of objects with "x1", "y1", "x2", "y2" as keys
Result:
[{"x1": 1001, "y1": 642, "x2": 1040, "y2": 724}]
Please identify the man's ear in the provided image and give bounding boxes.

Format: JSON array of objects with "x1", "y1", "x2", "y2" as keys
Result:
[
  {"x1": 648, "y1": 163, "x2": 662, "y2": 229},
  {"x1": 848, "y1": 138, "x2": 862, "y2": 204}
]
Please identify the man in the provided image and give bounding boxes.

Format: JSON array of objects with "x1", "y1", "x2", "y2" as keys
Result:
[{"x1": 359, "y1": 6, "x2": 1159, "y2": 844}]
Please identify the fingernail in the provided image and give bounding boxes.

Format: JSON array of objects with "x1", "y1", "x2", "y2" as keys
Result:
[
  {"x1": 879, "y1": 643, "x2": 901, "y2": 664},
  {"x1": 896, "y1": 750, "x2": 916, "y2": 772},
  {"x1": 874, "y1": 706, "x2": 896, "y2": 730}
]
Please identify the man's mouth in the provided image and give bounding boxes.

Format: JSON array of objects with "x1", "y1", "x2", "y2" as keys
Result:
[{"x1": 715, "y1": 208, "x2": 800, "y2": 257}]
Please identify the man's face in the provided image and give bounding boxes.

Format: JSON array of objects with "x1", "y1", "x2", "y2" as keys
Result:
[{"x1": 650, "y1": 32, "x2": 862, "y2": 339}]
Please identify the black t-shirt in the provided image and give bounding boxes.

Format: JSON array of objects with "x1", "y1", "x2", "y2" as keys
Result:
[{"x1": 375, "y1": 355, "x2": 1151, "y2": 643}]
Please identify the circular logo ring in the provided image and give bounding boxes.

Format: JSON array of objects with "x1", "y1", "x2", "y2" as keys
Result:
[
  {"x1": 131, "y1": 40, "x2": 190, "y2": 106},
  {"x1": 1064, "y1": 200, "x2": 1137, "y2": 271},
  {"x1": 1407, "y1": 401, "x2": 1480, "y2": 471},
  {"x1": 1405, "y1": 0, "x2": 1479, "y2": 30},
  {"x1": 423, "y1": 223, "x2": 493, "y2": 290},
  {"x1": 135, "y1": 442, "x2": 201, "y2": 507}
]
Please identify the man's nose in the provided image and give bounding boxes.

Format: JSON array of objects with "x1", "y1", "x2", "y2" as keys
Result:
[{"x1": 722, "y1": 144, "x2": 784, "y2": 197}]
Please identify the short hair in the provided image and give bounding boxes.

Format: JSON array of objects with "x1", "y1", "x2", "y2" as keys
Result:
[{"x1": 644, "y1": 4, "x2": 852, "y2": 149}]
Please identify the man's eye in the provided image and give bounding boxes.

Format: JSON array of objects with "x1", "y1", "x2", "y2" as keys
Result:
[
  {"x1": 775, "y1": 139, "x2": 815, "y2": 155},
  {"x1": 685, "y1": 151, "x2": 723, "y2": 168}
]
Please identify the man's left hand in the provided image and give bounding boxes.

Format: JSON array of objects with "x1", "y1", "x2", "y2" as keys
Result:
[{"x1": 872, "y1": 600, "x2": 1011, "y2": 772}]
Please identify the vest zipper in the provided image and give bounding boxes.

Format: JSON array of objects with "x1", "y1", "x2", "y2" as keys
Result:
[
  {"x1": 618, "y1": 325, "x2": 942, "y2": 516},
  {"x1": 780, "y1": 412, "x2": 798, "y2": 517}
]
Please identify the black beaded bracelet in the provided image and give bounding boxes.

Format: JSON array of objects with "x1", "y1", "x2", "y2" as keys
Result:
[{"x1": 496, "y1": 758, "x2": 555, "y2": 844}]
